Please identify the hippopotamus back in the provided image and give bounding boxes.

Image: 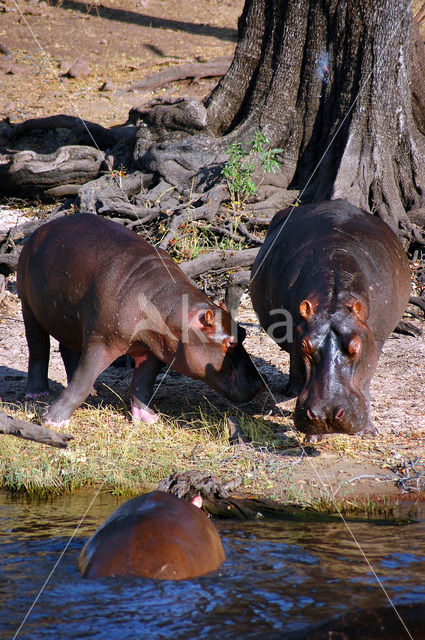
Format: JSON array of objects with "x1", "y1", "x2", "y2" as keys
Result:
[{"x1": 78, "y1": 491, "x2": 225, "y2": 580}]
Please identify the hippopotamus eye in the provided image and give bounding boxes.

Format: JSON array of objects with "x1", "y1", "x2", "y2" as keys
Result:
[{"x1": 347, "y1": 335, "x2": 362, "y2": 357}]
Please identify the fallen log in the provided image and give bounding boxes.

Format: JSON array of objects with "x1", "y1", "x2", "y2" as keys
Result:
[
  {"x1": 124, "y1": 56, "x2": 232, "y2": 93},
  {"x1": 0, "y1": 253, "x2": 20, "y2": 276},
  {"x1": 0, "y1": 411, "x2": 73, "y2": 448},
  {"x1": 3, "y1": 145, "x2": 105, "y2": 193},
  {"x1": 409, "y1": 295, "x2": 425, "y2": 313},
  {"x1": 180, "y1": 247, "x2": 260, "y2": 278}
]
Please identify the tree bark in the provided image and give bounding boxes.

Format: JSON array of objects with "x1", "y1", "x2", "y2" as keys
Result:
[
  {"x1": 206, "y1": 0, "x2": 425, "y2": 238},
  {"x1": 1, "y1": 0, "x2": 424, "y2": 250}
]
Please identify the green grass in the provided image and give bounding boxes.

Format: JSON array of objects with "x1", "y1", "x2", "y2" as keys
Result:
[
  {"x1": 0, "y1": 402, "x2": 406, "y2": 519},
  {"x1": 0, "y1": 402, "x2": 293, "y2": 498}
]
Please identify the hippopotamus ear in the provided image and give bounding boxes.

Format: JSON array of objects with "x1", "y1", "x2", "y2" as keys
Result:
[
  {"x1": 299, "y1": 300, "x2": 315, "y2": 319},
  {"x1": 202, "y1": 308, "x2": 215, "y2": 327},
  {"x1": 347, "y1": 299, "x2": 367, "y2": 321}
]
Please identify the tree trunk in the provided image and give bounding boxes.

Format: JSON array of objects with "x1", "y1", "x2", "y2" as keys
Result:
[
  {"x1": 1, "y1": 0, "x2": 424, "y2": 249},
  {"x1": 205, "y1": 0, "x2": 425, "y2": 237}
]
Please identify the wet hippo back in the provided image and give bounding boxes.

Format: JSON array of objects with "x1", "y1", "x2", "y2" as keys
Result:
[{"x1": 78, "y1": 491, "x2": 225, "y2": 580}]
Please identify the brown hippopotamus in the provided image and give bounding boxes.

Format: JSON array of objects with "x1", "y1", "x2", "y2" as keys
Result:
[
  {"x1": 250, "y1": 200, "x2": 411, "y2": 437},
  {"x1": 17, "y1": 213, "x2": 262, "y2": 426},
  {"x1": 78, "y1": 490, "x2": 225, "y2": 580}
]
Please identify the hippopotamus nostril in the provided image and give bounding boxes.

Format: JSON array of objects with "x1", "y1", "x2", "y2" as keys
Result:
[
  {"x1": 306, "y1": 408, "x2": 316, "y2": 421},
  {"x1": 334, "y1": 406, "x2": 345, "y2": 421}
]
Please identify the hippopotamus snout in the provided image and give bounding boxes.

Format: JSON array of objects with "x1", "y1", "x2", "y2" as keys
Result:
[{"x1": 295, "y1": 385, "x2": 374, "y2": 436}]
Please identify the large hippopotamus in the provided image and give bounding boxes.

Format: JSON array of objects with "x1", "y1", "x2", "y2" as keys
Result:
[
  {"x1": 78, "y1": 490, "x2": 225, "y2": 580},
  {"x1": 250, "y1": 200, "x2": 411, "y2": 437},
  {"x1": 17, "y1": 214, "x2": 262, "y2": 426}
]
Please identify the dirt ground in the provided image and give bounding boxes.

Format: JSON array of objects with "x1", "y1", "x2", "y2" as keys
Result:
[
  {"x1": 1, "y1": 0, "x2": 425, "y2": 509},
  {"x1": 0, "y1": 0, "x2": 242, "y2": 127}
]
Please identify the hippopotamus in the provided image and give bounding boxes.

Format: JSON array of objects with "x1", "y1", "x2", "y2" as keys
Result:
[
  {"x1": 250, "y1": 200, "x2": 411, "y2": 437},
  {"x1": 78, "y1": 490, "x2": 225, "y2": 580},
  {"x1": 17, "y1": 213, "x2": 262, "y2": 426}
]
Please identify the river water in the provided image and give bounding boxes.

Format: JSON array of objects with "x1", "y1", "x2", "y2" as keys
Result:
[{"x1": 1, "y1": 490, "x2": 425, "y2": 640}]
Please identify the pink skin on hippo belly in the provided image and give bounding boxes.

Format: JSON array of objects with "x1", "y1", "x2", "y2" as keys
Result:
[
  {"x1": 78, "y1": 490, "x2": 225, "y2": 580},
  {"x1": 17, "y1": 214, "x2": 263, "y2": 426}
]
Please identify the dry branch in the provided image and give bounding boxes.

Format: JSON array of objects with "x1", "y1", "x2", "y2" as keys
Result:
[
  {"x1": 9, "y1": 115, "x2": 112, "y2": 146},
  {"x1": 0, "y1": 253, "x2": 20, "y2": 275},
  {"x1": 409, "y1": 296, "x2": 425, "y2": 313},
  {"x1": 180, "y1": 247, "x2": 259, "y2": 278},
  {"x1": 0, "y1": 411, "x2": 73, "y2": 448},
  {"x1": 124, "y1": 56, "x2": 232, "y2": 93},
  {"x1": 237, "y1": 221, "x2": 264, "y2": 245},
  {"x1": 159, "y1": 186, "x2": 227, "y2": 250}
]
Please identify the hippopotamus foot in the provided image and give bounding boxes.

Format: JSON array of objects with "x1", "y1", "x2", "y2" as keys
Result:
[
  {"x1": 130, "y1": 397, "x2": 159, "y2": 422},
  {"x1": 129, "y1": 353, "x2": 164, "y2": 422},
  {"x1": 43, "y1": 416, "x2": 70, "y2": 428},
  {"x1": 25, "y1": 390, "x2": 50, "y2": 400},
  {"x1": 25, "y1": 361, "x2": 50, "y2": 398}
]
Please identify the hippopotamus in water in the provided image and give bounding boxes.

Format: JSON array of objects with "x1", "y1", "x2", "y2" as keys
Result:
[
  {"x1": 250, "y1": 200, "x2": 411, "y2": 437},
  {"x1": 78, "y1": 490, "x2": 225, "y2": 580},
  {"x1": 17, "y1": 213, "x2": 262, "y2": 426}
]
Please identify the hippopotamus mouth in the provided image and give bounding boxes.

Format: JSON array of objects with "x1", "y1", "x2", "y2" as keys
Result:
[
  {"x1": 218, "y1": 375, "x2": 265, "y2": 403},
  {"x1": 294, "y1": 401, "x2": 377, "y2": 439}
]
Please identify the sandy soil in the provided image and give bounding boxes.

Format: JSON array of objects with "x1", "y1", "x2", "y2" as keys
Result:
[
  {"x1": 1, "y1": 0, "x2": 425, "y2": 507},
  {"x1": 0, "y1": 0, "x2": 242, "y2": 128}
]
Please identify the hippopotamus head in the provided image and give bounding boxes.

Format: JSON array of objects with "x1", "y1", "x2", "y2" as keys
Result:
[
  {"x1": 292, "y1": 298, "x2": 378, "y2": 437},
  {"x1": 170, "y1": 300, "x2": 263, "y2": 404}
]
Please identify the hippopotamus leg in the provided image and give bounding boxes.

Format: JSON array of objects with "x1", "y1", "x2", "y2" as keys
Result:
[
  {"x1": 59, "y1": 344, "x2": 81, "y2": 384},
  {"x1": 22, "y1": 302, "x2": 50, "y2": 398},
  {"x1": 130, "y1": 353, "x2": 164, "y2": 422},
  {"x1": 43, "y1": 342, "x2": 118, "y2": 426},
  {"x1": 282, "y1": 356, "x2": 304, "y2": 398}
]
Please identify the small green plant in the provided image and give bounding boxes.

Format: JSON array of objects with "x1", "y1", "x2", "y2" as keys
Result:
[{"x1": 221, "y1": 132, "x2": 283, "y2": 210}]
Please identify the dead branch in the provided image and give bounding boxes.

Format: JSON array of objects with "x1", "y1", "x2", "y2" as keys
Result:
[
  {"x1": 394, "y1": 320, "x2": 423, "y2": 337},
  {"x1": 159, "y1": 186, "x2": 227, "y2": 250},
  {"x1": 4, "y1": 146, "x2": 105, "y2": 193},
  {"x1": 409, "y1": 295, "x2": 425, "y2": 314},
  {"x1": 192, "y1": 221, "x2": 245, "y2": 243},
  {"x1": 227, "y1": 416, "x2": 248, "y2": 446},
  {"x1": 0, "y1": 411, "x2": 73, "y2": 448},
  {"x1": 124, "y1": 56, "x2": 232, "y2": 93},
  {"x1": 180, "y1": 247, "x2": 260, "y2": 278},
  {"x1": 237, "y1": 221, "x2": 264, "y2": 245},
  {"x1": 9, "y1": 114, "x2": 107, "y2": 141},
  {"x1": 0, "y1": 253, "x2": 20, "y2": 275}
]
